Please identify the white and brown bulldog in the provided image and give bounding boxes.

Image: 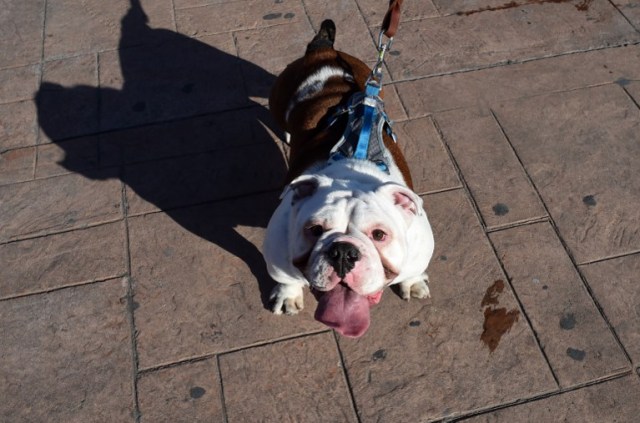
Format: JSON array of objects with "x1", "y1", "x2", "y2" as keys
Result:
[{"x1": 263, "y1": 20, "x2": 434, "y2": 337}]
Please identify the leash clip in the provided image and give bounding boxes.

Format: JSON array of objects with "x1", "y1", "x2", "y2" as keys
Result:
[{"x1": 369, "y1": 30, "x2": 393, "y2": 85}]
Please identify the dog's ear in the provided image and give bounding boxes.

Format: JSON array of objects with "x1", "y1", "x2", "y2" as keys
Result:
[
  {"x1": 281, "y1": 175, "x2": 319, "y2": 203},
  {"x1": 376, "y1": 182, "x2": 424, "y2": 218}
]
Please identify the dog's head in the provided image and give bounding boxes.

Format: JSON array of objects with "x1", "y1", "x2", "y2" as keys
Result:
[{"x1": 270, "y1": 173, "x2": 432, "y2": 337}]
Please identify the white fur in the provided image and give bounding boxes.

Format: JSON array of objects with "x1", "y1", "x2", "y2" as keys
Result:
[
  {"x1": 285, "y1": 66, "x2": 353, "y2": 123},
  {"x1": 263, "y1": 158, "x2": 434, "y2": 315}
]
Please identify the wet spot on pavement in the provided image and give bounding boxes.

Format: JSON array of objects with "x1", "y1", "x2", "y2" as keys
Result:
[
  {"x1": 263, "y1": 13, "x2": 282, "y2": 20},
  {"x1": 480, "y1": 279, "x2": 520, "y2": 352},
  {"x1": 560, "y1": 313, "x2": 576, "y2": 330},
  {"x1": 481, "y1": 280, "x2": 505, "y2": 307},
  {"x1": 583, "y1": 195, "x2": 597, "y2": 207},
  {"x1": 615, "y1": 77, "x2": 631, "y2": 87},
  {"x1": 566, "y1": 347, "x2": 586, "y2": 361},
  {"x1": 190, "y1": 386, "x2": 206, "y2": 399},
  {"x1": 492, "y1": 203, "x2": 509, "y2": 216},
  {"x1": 481, "y1": 307, "x2": 520, "y2": 352},
  {"x1": 372, "y1": 349, "x2": 387, "y2": 361}
]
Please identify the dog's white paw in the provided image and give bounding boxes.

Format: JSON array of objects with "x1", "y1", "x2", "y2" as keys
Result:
[
  {"x1": 398, "y1": 274, "x2": 431, "y2": 301},
  {"x1": 270, "y1": 283, "x2": 304, "y2": 315}
]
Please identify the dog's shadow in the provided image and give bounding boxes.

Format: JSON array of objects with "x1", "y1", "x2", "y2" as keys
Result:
[{"x1": 35, "y1": 0, "x2": 286, "y2": 306}]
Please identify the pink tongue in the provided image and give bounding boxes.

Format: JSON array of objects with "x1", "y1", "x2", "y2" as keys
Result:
[{"x1": 314, "y1": 283, "x2": 371, "y2": 337}]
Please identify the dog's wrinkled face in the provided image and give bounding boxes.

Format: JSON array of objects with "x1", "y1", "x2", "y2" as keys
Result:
[{"x1": 283, "y1": 174, "x2": 425, "y2": 336}]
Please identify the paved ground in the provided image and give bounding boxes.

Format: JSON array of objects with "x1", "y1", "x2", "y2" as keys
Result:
[{"x1": 2, "y1": 0, "x2": 640, "y2": 421}]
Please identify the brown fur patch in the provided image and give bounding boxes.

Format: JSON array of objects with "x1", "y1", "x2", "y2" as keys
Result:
[{"x1": 269, "y1": 47, "x2": 413, "y2": 187}]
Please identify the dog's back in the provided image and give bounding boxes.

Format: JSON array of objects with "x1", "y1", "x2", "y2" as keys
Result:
[{"x1": 269, "y1": 20, "x2": 412, "y2": 186}]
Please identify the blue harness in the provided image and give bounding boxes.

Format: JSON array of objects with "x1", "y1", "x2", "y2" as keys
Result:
[{"x1": 326, "y1": 81, "x2": 396, "y2": 174}]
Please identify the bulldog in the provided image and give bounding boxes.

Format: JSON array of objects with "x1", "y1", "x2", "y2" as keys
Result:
[{"x1": 263, "y1": 20, "x2": 434, "y2": 337}]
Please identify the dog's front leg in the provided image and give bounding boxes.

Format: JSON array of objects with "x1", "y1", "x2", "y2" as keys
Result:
[
  {"x1": 270, "y1": 282, "x2": 305, "y2": 315},
  {"x1": 397, "y1": 272, "x2": 431, "y2": 301}
]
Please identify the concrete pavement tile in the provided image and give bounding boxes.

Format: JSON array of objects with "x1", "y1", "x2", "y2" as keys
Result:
[
  {"x1": 0, "y1": 0, "x2": 44, "y2": 68},
  {"x1": 304, "y1": 0, "x2": 376, "y2": 59},
  {"x1": 0, "y1": 101, "x2": 38, "y2": 150},
  {"x1": 44, "y1": 0, "x2": 174, "y2": 59},
  {"x1": 386, "y1": 1, "x2": 639, "y2": 80},
  {"x1": 98, "y1": 32, "x2": 253, "y2": 131},
  {"x1": 624, "y1": 80, "x2": 640, "y2": 103},
  {"x1": 466, "y1": 375, "x2": 640, "y2": 422},
  {"x1": 36, "y1": 82, "x2": 100, "y2": 142},
  {"x1": 0, "y1": 65, "x2": 40, "y2": 103},
  {"x1": 219, "y1": 332, "x2": 358, "y2": 423},
  {"x1": 394, "y1": 117, "x2": 460, "y2": 194},
  {"x1": 175, "y1": 0, "x2": 303, "y2": 37},
  {"x1": 36, "y1": 136, "x2": 99, "y2": 178},
  {"x1": 356, "y1": 0, "x2": 439, "y2": 26},
  {"x1": 0, "y1": 146, "x2": 34, "y2": 185},
  {"x1": 0, "y1": 172, "x2": 123, "y2": 242},
  {"x1": 338, "y1": 190, "x2": 555, "y2": 422},
  {"x1": 580, "y1": 254, "x2": 640, "y2": 363},
  {"x1": 38, "y1": 55, "x2": 98, "y2": 142},
  {"x1": 490, "y1": 222, "x2": 628, "y2": 387},
  {"x1": 397, "y1": 44, "x2": 640, "y2": 116},
  {"x1": 381, "y1": 83, "x2": 408, "y2": 122},
  {"x1": 99, "y1": 106, "x2": 277, "y2": 167},
  {"x1": 0, "y1": 279, "x2": 134, "y2": 422},
  {"x1": 434, "y1": 107, "x2": 546, "y2": 228},
  {"x1": 124, "y1": 142, "x2": 287, "y2": 215},
  {"x1": 493, "y1": 85, "x2": 640, "y2": 264},
  {"x1": 174, "y1": 0, "x2": 235, "y2": 9},
  {"x1": 235, "y1": 20, "x2": 315, "y2": 104},
  {"x1": 138, "y1": 359, "x2": 224, "y2": 423},
  {"x1": 0, "y1": 222, "x2": 126, "y2": 299},
  {"x1": 129, "y1": 193, "x2": 325, "y2": 368},
  {"x1": 432, "y1": 0, "x2": 524, "y2": 16},
  {"x1": 614, "y1": 0, "x2": 640, "y2": 29},
  {"x1": 42, "y1": 54, "x2": 98, "y2": 89}
]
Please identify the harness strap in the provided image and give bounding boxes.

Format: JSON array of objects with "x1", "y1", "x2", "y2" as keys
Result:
[
  {"x1": 327, "y1": 80, "x2": 395, "y2": 174},
  {"x1": 354, "y1": 83, "x2": 381, "y2": 160}
]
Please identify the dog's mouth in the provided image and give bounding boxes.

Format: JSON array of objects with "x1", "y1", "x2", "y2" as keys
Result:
[{"x1": 312, "y1": 283, "x2": 382, "y2": 338}]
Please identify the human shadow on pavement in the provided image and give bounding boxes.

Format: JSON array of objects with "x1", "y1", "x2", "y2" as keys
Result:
[{"x1": 35, "y1": 0, "x2": 286, "y2": 306}]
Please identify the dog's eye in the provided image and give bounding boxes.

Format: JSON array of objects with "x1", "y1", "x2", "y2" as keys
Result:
[
  {"x1": 371, "y1": 229, "x2": 386, "y2": 241},
  {"x1": 305, "y1": 225, "x2": 324, "y2": 238}
]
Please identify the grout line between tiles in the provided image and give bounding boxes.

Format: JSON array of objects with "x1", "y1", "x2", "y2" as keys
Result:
[
  {"x1": 489, "y1": 109, "x2": 635, "y2": 367},
  {"x1": 0, "y1": 274, "x2": 127, "y2": 302},
  {"x1": 121, "y1": 181, "x2": 142, "y2": 423},
  {"x1": 0, "y1": 217, "x2": 126, "y2": 246},
  {"x1": 430, "y1": 116, "x2": 488, "y2": 231},
  {"x1": 607, "y1": 0, "x2": 640, "y2": 33},
  {"x1": 621, "y1": 84, "x2": 640, "y2": 111},
  {"x1": 482, "y1": 226, "x2": 561, "y2": 388},
  {"x1": 578, "y1": 248, "x2": 640, "y2": 266},
  {"x1": 387, "y1": 42, "x2": 640, "y2": 86},
  {"x1": 431, "y1": 113, "x2": 561, "y2": 387},
  {"x1": 215, "y1": 355, "x2": 230, "y2": 423},
  {"x1": 332, "y1": 330, "x2": 363, "y2": 423},
  {"x1": 137, "y1": 329, "x2": 332, "y2": 374},
  {"x1": 485, "y1": 216, "x2": 550, "y2": 233},
  {"x1": 440, "y1": 369, "x2": 633, "y2": 422}
]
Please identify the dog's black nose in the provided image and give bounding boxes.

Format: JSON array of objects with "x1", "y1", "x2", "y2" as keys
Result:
[{"x1": 326, "y1": 242, "x2": 361, "y2": 278}]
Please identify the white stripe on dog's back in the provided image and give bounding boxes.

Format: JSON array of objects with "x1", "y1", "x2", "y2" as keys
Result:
[{"x1": 285, "y1": 66, "x2": 353, "y2": 123}]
